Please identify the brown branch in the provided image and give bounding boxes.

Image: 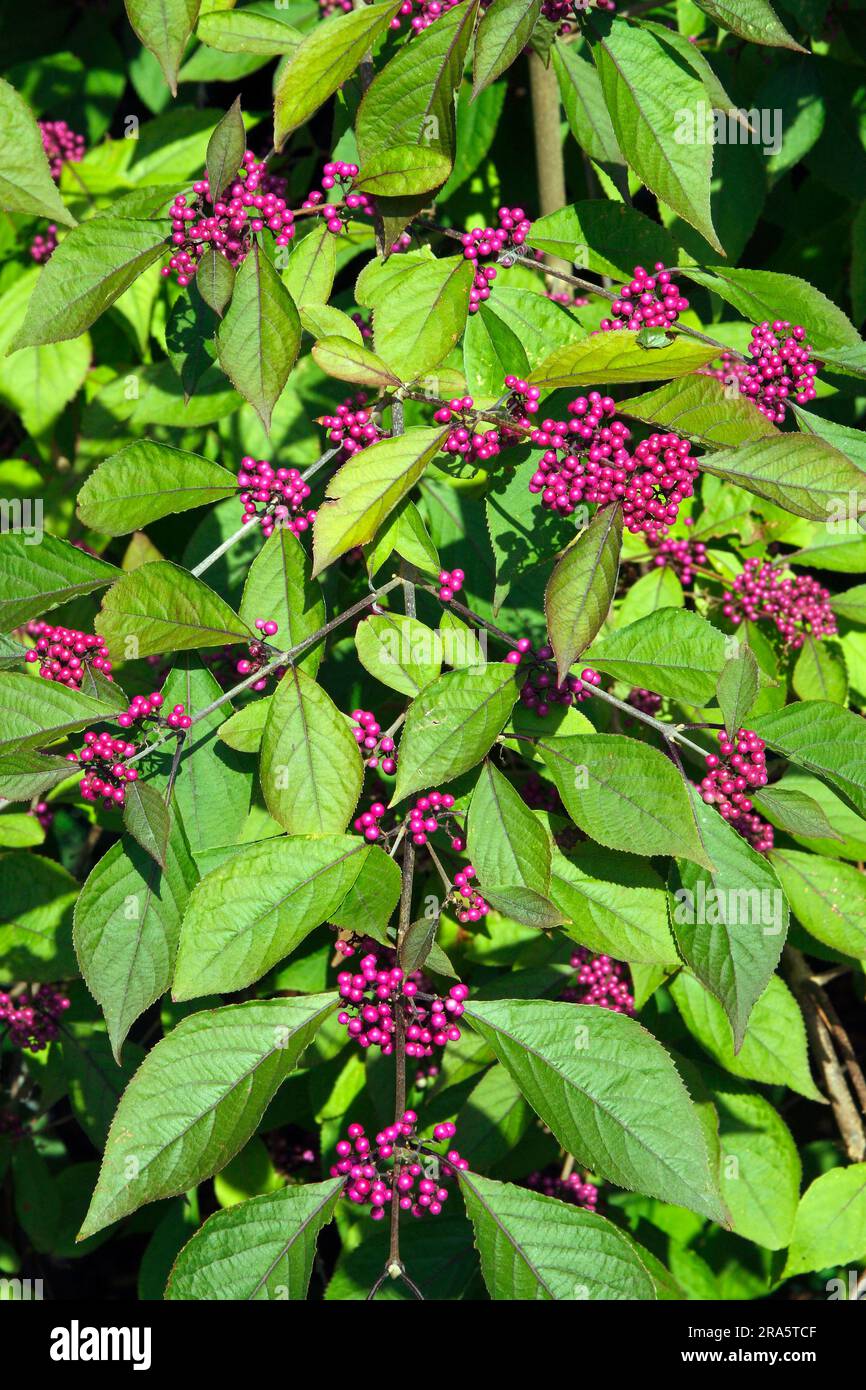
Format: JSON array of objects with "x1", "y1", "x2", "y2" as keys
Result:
[{"x1": 783, "y1": 946, "x2": 866, "y2": 1162}]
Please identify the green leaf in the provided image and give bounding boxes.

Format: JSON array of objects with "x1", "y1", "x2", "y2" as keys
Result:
[
  {"x1": 793, "y1": 637, "x2": 848, "y2": 705},
  {"x1": 752, "y1": 785, "x2": 843, "y2": 845},
  {"x1": 527, "y1": 202, "x2": 675, "y2": 282},
  {"x1": 619, "y1": 375, "x2": 780, "y2": 450},
  {"x1": 310, "y1": 336, "x2": 401, "y2": 391},
  {"x1": 12, "y1": 217, "x2": 167, "y2": 349},
  {"x1": 480, "y1": 885, "x2": 566, "y2": 930},
  {"x1": 357, "y1": 1, "x2": 480, "y2": 177},
  {"x1": 669, "y1": 794, "x2": 788, "y2": 1049},
  {"x1": 0, "y1": 749, "x2": 73, "y2": 801},
  {"x1": 329, "y1": 844, "x2": 402, "y2": 943},
  {"x1": 751, "y1": 702, "x2": 866, "y2": 819},
  {"x1": 366, "y1": 498, "x2": 439, "y2": 579},
  {"x1": 460, "y1": 1171, "x2": 656, "y2": 1300},
  {"x1": 283, "y1": 222, "x2": 337, "y2": 311},
  {"x1": 273, "y1": 1, "x2": 403, "y2": 148},
  {"x1": 784, "y1": 1165, "x2": 866, "y2": 1277},
  {"x1": 78, "y1": 994, "x2": 337, "y2": 1239},
  {"x1": 148, "y1": 661, "x2": 253, "y2": 855},
  {"x1": 0, "y1": 272, "x2": 92, "y2": 435},
  {"x1": 95, "y1": 561, "x2": 253, "y2": 658},
  {"x1": 473, "y1": 0, "x2": 542, "y2": 96},
  {"x1": 694, "y1": 0, "x2": 806, "y2": 53},
  {"x1": 832, "y1": 584, "x2": 866, "y2": 624},
  {"x1": 669, "y1": 971, "x2": 822, "y2": 1100},
  {"x1": 356, "y1": 145, "x2": 454, "y2": 198},
  {"x1": 217, "y1": 243, "x2": 301, "y2": 432},
  {"x1": 587, "y1": 608, "x2": 729, "y2": 705},
  {"x1": 538, "y1": 734, "x2": 714, "y2": 870},
  {"x1": 197, "y1": 9, "x2": 302, "y2": 56},
  {"x1": 0, "y1": 531, "x2": 118, "y2": 629},
  {"x1": 61, "y1": 1028, "x2": 144, "y2": 1151},
  {"x1": 0, "y1": 77, "x2": 75, "y2": 227},
  {"x1": 197, "y1": 246, "x2": 236, "y2": 317},
  {"x1": 218, "y1": 699, "x2": 270, "y2": 754},
  {"x1": 716, "y1": 646, "x2": 760, "y2": 738},
  {"x1": 468, "y1": 760, "x2": 551, "y2": 895},
  {"x1": 590, "y1": 19, "x2": 721, "y2": 253},
  {"x1": 73, "y1": 825, "x2": 198, "y2": 1061},
  {"x1": 528, "y1": 331, "x2": 718, "y2": 391},
  {"x1": 165, "y1": 281, "x2": 219, "y2": 399},
  {"x1": 464, "y1": 997, "x2": 726, "y2": 1221},
  {"x1": 0, "y1": 673, "x2": 119, "y2": 755},
  {"x1": 769, "y1": 849, "x2": 866, "y2": 959},
  {"x1": 699, "y1": 434, "x2": 866, "y2": 522},
  {"x1": 553, "y1": 42, "x2": 625, "y2": 175},
  {"x1": 713, "y1": 1084, "x2": 801, "y2": 1251},
  {"x1": 166, "y1": 1178, "x2": 343, "y2": 1299},
  {"x1": 550, "y1": 841, "x2": 677, "y2": 966},
  {"x1": 206, "y1": 97, "x2": 245, "y2": 202},
  {"x1": 312, "y1": 426, "x2": 448, "y2": 577},
  {"x1": 355, "y1": 613, "x2": 442, "y2": 697},
  {"x1": 0, "y1": 853, "x2": 78, "y2": 983},
  {"x1": 392, "y1": 663, "x2": 519, "y2": 804},
  {"x1": 259, "y1": 667, "x2": 363, "y2": 834},
  {"x1": 681, "y1": 267, "x2": 861, "y2": 353},
  {"x1": 545, "y1": 506, "x2": 621, "y2": 684},
  {"x1": 122, "y1": 779, "x2": 172, "y2": 869},
  {"x1": 125, "y1": 0, "x2": 201, "y2": 96},
  {"x1": 0, "y1": 811, "x2": 43, "y2": 848},
  {"x1": 356, "y1": 251, "x2": 474, "y2": 379},
  {"x1": 77, "y1": 441, "x2": 237, "y2": 536},
  {"x1": 238, "y1": 527, "x2": 326, "y2": 678},
  {"x1": 173, "y1": 834, "x2": 367, "y2": 999}
]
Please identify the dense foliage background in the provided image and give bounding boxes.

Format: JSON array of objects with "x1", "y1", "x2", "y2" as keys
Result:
[{"x1": 1, "y1": 0, "x2": 866, "y2": 1304}]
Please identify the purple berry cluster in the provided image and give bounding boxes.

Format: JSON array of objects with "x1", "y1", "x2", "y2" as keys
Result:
[
  {"x1": 0, "y1": 984, "x2": 70, "y2": 1051},
  {"x1": 351, "y1": 709, "x2": 397, "y2": 774},
  {"x1": 320, "y1": 394, "x2": 387, "y2": 460},
  {"x1": 237, "y1": 456, "x2": 315, "y2": 537},
  {"x1": 117, "y1": 690, "x2": 168, "y2": 729},
  {"x1": 164, "y1": 153, "x2": 293, "y2": 287},
  {"x1": 31, "y1": 225, "x2": 58, "y2": 263},
  {"x1": 336, "y1": 951, "x2": 468, "y2": 1058},
  {"x1": 627, "y1": 687, "x2": 662, "y2": 717},
  {"x1": 331, "y1": 1113, "x2": 468, "y2": 1221},
  {"x1": 451, "y1": 864, "x2": 490, "y2": 924},
  {"x1": 740, "y1": 321, "x2": 819, "y2": 422},
  {"x1": 390, "y1": 0, "x2": 467, "y2": 32},
  {"x1": 406, "y1": 791, "x2": 460, "y2": 847},
  {"x1": 700, "y1": 729, "x2": 773, "y2": 854},
  {"x1": 563, "y1": 947, "x2": 635, "y2": 1015},
  {"x1": 543, "y1": 0, "x2": 615, "y2": 26},
  {"x1": 39, "y1": 119, "x2": 85, "y2": 179},
  {"x1": 302, "y1": 160, "x2": 373, "y2": 232},
  {"x1": 601, "y1": 263, "x2": 688, "y2": 333},
  {"x1": 528, "y1": 394, "x2": 632, "y2": 517},
  {"x1": 24, "y1": 620, "x2": 113, "y2": 688},
  {"x1": 67, "y1": 730, "x2": 140, "y2": 807},
  {"x1": 625, "y1": 433, "x2": 700, "y2": 543},
  {"x1": 508, "y1": 641, "x2": 602, "y2": 716},
  {"x1": 722, "y1": 558, "x2": 837, "y2": 649},
  {"x1": 652, "y1": 533, "x2": 708, "y2": 587},
  {"x1": 437, "y1": 568, "x2": 464, "y2": 602},
  {"x1": 526, "y1": 1165, "x2": 600, "y2": 1209},
  {"x1": 237, "y1": 618, "x2": 281, "y2": 691},
  {"x1": 462, "y1": 207, "x2": 532, "y2": 312}
]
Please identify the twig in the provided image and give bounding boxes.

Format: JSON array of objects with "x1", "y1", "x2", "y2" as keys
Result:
[
  {"x1": 428, "y1": 588, "x2": 711, "y2": 759},
  {"x1": 126, "y1": 577, "x2": 403, "y2": 766},
  {"x1": 783, "y1": 946, "x2": 866, "y2": 1161}
]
